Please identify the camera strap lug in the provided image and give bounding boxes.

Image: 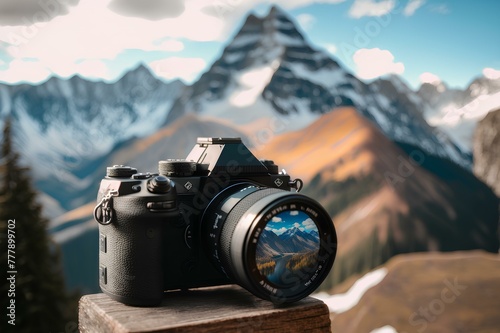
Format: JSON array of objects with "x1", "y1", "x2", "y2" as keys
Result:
[
  {"x1": 289, "y1": 178, "x2": 303, "y2": 192},
  {"x1": 94, "y1": 189, "x2": 118, "y2": 225}
]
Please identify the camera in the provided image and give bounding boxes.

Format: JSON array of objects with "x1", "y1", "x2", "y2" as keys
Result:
[{"x1": 94, "y1": 137, "x2": 337, "y2": 306}]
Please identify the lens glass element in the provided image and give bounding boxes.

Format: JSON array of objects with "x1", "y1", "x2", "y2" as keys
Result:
[
  {"x1": 203, "y1": 184, "x2": 337, "y2": 303},
  {"x1": 256, "y1": 210, "x2": 320, "y2": 288}
]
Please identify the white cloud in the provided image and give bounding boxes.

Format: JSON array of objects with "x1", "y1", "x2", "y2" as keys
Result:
[
  {"x1": 0, "y1": 57, "x2": 112, "y2": 84},
  {"x1": 272, "y1": 216, "x2": 283, "y2": 222},
  {"x1": 404, "y1": 0, "x2": 425, "y2": 16},
  {"x1": 483, "y1": 67, "x2": 500, "y2": 80},
  {"x1": 349, "y1": 0, "x2": 395, "y2": 18},
  {"x1": 353, "y1": 48, "x2": 404, "y2": 80},
  {"x1": 148, "y1": 57, "x2": 206, "y2": 82},
  {"x1": 419, "y1": 72, "x2": 441, "y2": 85},
  {"x1": 274, "y1": 227, "x2": 288, "y2": 235},
  {"x1": 0, "y1": 0, "x2": 221, "y2": 59},
  {"x1": 289, "y1": 210, "x2": 299, "y2": 216},
  {"x1": 296, "y1": 13, "x2": 315, "y2": 31},
  {"x1": 302, "y1": 218, "x2": 316, "y2": 230},
  {"x1": 0, "y1": 0, "x2": 219, "y2": 83},
  {"x1": 0, "y1": 58, "x2": 51, "y2": 84},
  {"x1": 0, "y1": 0, "x2": 350, "y2": 83}
]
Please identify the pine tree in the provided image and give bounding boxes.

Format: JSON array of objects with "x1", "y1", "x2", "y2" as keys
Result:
[{"x1": 0, "y1": 118, "x2": 77, "y2": 333}]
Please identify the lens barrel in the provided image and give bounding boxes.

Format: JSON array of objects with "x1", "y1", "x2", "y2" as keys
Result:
[{"x1": 203, "y1": 183, "x2": 337, "y2": 303}]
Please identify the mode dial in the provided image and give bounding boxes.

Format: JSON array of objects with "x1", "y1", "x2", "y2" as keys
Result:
[
  {"x1": 159, "y1": 159, "x2": 197, "y2": 177},
  {"x1": 106, "y1": 165, "x2": 138, "y2": 178}
]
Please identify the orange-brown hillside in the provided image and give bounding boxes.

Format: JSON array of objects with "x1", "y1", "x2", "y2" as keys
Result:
[
  {"x1": 256, "y1": 107, "x2": 381, "y2": 182},
  {"x1": 331, "y1": 251, "x2": 500, "y2": 333},
  {"x1": 256, "y1": 107, "x2": 499, "y2": 288}
]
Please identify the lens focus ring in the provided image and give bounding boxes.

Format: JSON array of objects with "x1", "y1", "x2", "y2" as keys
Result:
[{"x1": 219, "y1": 188, "x2": 284, "y2": 277}]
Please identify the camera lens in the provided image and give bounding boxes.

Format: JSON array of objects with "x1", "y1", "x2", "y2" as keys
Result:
[{"x1": 203, "y1": 184, "x2": 337, "y2": 303}]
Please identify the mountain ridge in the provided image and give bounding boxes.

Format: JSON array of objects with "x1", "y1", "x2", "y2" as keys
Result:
[
  {"x1": 165, "y1": 5, "x2": 472, "y2": 170},
  {"x1": 0, "y1": 64, "x2": 185, "y2": 211},
  {"x1": 257, "y1": 226, "x2": 319, "y2": 258}
]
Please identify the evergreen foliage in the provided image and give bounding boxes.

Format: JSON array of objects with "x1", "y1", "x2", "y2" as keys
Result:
[{"x1": 0, "y1": 118, "x2": 78, "y2": 333}]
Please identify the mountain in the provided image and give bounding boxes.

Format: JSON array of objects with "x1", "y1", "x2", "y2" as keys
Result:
[
  {"x1": 473, "y1": 108, "x2": 500, "y2": 197},
  {"x1": 166, "y1": 6, "x2": 470, "y2": 169},
  {"x1": 418, "y1": 74, "x2": 500, "y2": 114},
  {"x1": 417, "y1": 81, "x2": 462, "y2": 110},
  {"x1": 324, "y1": 251, "x2": 500, "y2": 333},
  {"x1": 278, "y1": 227, "x2": 319, "y2": 252},
  {"x1": 257, "y1": 107, "x2": 499, "y2": 287},
  {"x1": 257, "y1": 227, "x2": 319, "y2": 258},
  {"x1": 0, "y1": 65, "x2": 185, "y2": 212},
  {"x1": 418, "y1": 75, "x2": 500, "y2": 151}
]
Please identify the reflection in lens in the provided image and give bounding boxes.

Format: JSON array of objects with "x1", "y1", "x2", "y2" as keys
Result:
[
  {"x1": 203, "y1": 183, "x2": 337, "y2": 303},
  {"x1": 256, "y1": 210, "x2": 320, "y2": 288}
]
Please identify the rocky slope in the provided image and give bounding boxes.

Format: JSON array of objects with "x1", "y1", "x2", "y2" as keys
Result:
[{"x1": 473, "y1": 108, "x2": 500, "y2": 197}]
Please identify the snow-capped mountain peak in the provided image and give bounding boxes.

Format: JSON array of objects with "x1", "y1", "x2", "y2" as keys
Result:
[
  {"x1": 227, "y1": 5, "x2": 307, "y2": 63},
  {"x1": 165, "y1": 6, "x2": 471, "y2": 168},
  {"x1": 0, "y1": 66, "x2": 185, "y2": 210}
]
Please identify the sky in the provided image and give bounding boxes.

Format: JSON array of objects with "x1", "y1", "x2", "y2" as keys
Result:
[{"x1": 0, "y1": 0, "x2": 499, "y2": 90}]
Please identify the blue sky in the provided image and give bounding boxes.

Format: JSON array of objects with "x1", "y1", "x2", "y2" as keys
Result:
[{"x1": 0, "y1": 0, "x2": 499, "y2": 89}]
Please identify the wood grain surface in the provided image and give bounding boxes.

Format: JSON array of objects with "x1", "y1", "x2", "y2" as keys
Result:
[{"x1": 79, "y1": 285, "x2": 331, "y2": 333}]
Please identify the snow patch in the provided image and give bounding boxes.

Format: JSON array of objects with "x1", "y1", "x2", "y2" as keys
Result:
[
  {"x1": 367, "y1": 106, "x2": 391, "y2": 132},
  {"x1": 230, "y1": 35, "x2": 260, "y2": 48},
  {"x1": 229, "y1": 65, "x2": 277, "y2": 108},
  {"x1": 313, "y1": 267, "x2": 388, "y2": 313},
  {"x1": 287, "y1": 63, "x2": 346, "y2": 89},
  {"x1": 224, "y1": 52, "x2": 245, "y2": 64},
  {"x1": 370, "y1": 325, "x2": 398, "y2": 333},
  {"x1": 272, "y1": 31, "x2": 305, "y2": 47}
]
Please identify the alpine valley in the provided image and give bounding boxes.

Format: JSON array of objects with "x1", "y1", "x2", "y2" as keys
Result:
[{"x1": 0, "y1": 5, "x2": 499, "y2": 305}]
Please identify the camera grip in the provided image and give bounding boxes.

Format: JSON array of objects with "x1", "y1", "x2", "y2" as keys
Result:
[{"x1": 99, "y1": 197, "x2": 167, "y2": 306}]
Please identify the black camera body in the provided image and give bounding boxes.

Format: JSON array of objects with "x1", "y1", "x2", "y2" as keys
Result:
[{"x1": 95, "y1": 138, "x2": 337, "y2": 306}]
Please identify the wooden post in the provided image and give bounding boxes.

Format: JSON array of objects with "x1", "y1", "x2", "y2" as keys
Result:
[{"x1": 79, "y1": 285, "x2": 332, "y2": 333}]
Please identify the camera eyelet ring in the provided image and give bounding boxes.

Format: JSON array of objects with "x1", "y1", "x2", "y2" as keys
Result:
[{"x1": 94, "y1": 190, "x2": 118, "y2": 225}]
